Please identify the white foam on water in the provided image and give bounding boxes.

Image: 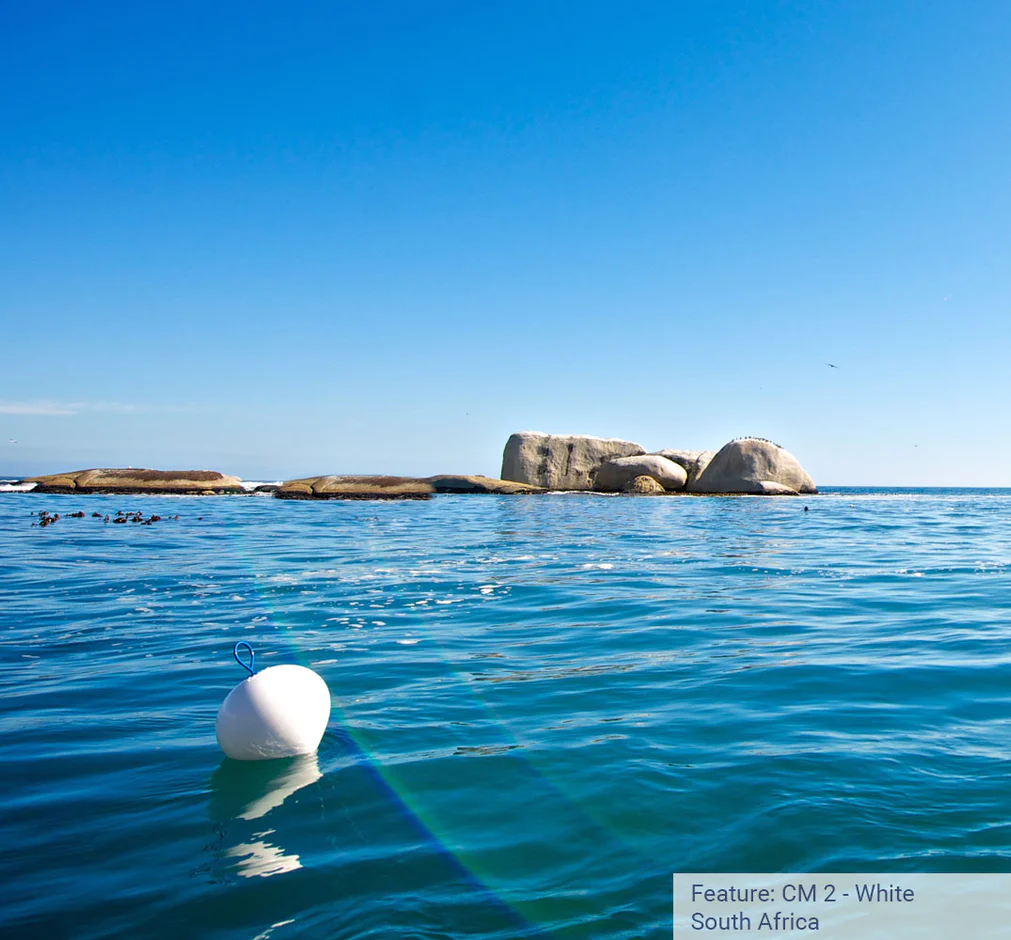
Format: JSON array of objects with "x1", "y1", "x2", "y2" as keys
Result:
[
  {"x1": 0, "y1": 482, "x2": 36, "y2": 492},
  {"x1": 238, "y1": 481, "x2": 282, "y2": 492}
]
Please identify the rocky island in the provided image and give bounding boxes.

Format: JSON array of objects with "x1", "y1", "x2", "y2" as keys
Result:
[
  {"x1": 12, "y1": 433, "x2": 816, "y2": 499},
  {"x1": 500, "y1": 432, "x2": 816, "y2": 495}
]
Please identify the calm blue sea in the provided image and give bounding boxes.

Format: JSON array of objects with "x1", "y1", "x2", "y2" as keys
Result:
[{"x1": 3, "y1": 489, "x2": 1011, "y2": 939}]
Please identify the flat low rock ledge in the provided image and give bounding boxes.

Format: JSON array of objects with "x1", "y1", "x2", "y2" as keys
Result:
[
  {"x1": 274, "y1": 474, "x2": 545, "y2": 499},
  {"x1": 276, "y1": 475, "x2": 435, "y2": 499},
  {"x1": 425, "y1": 475, "x2": 544, "y2": 495},
  {"x1": 25, "y1": 469, "x2": 245, "y2": 495},
  {"x1": 502, "y1": 432, "x2": 816, "y2": 496}
]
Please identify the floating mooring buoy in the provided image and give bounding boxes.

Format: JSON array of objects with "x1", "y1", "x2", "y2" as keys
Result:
[{"x1": 215, "y1": 642, "x2": 331, "y2": 760}]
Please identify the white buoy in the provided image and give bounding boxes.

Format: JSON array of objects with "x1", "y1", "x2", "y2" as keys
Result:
[{"x1": 216, "y1": 643, "x2": 331, "y2": 760}]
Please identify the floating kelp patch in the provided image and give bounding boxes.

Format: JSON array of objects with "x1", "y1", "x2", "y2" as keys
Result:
[{"x1": 31, "y1": 509, "x2": 181, "y2": 527}]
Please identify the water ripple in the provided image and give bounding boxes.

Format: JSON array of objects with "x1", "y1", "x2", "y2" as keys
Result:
[{"x1": 3, "y1": 489, "x2": 1011, "y2": 937}]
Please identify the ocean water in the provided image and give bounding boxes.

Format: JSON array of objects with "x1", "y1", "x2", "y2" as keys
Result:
[{"x1": 2, "y1": 489, "x2": 1011, "y2": 939}]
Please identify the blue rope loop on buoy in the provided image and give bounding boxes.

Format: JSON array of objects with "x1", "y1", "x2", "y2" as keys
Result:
[{"x1": 233, "y1": 641, "x2": 255, "y2": 677}]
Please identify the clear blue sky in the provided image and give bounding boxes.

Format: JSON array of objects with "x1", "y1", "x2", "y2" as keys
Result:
[{"x1": 2, "y1": 1, "x2": 1009, "y2": 484}]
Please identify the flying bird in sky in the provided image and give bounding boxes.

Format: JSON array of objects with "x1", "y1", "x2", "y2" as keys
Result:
[{"x1": 825, "y1": 362, "x2": 839, "y2": 369}]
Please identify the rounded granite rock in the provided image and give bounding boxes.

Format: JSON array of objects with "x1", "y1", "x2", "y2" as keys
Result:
[
  {"x1": 688, "y1": 439, "x2": 815, "y2": 495},
  {"x1": 593, "y1": 455, "x2": 687, "y2": 492},
  {"x1": 653, "y1": 449, "x2": 717, "y2": 488}
]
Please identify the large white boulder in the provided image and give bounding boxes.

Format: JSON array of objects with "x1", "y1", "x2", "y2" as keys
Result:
[
  {"x1": 689, "y1": 438, "x2": 816, "y2": 495},
  {"x1": 593, "y1": 454, "x2": 687, "y2": 492},
  {"x1": 501, "y1": 432, "x2": 645, "y2": 490}
]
